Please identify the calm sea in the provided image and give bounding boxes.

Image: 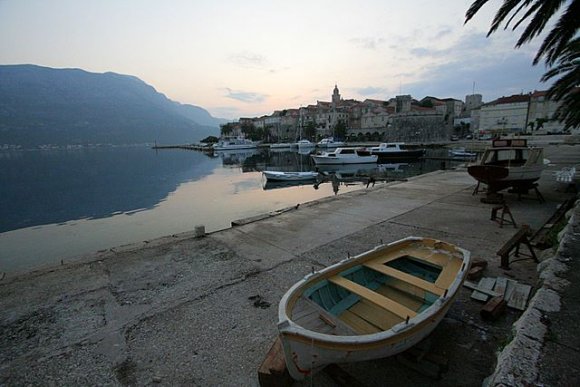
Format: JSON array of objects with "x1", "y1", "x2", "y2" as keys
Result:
[{"x1": 0, "y1": 146, "x2": 458, "y2": 273}]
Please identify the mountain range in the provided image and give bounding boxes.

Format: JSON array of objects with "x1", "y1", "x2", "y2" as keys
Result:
[{"x1": 0, "y1": 64, "x2": 226, "y2": 147}]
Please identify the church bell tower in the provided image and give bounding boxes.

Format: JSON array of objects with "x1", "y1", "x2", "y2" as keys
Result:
[{"x1": 332, "y1": 84, "x2": 341, "y2": 108}]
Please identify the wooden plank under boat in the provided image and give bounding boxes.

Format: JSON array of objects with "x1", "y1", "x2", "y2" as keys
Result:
[{"x1": 277, "y1": 237, "x2": 471, "y2": 380}]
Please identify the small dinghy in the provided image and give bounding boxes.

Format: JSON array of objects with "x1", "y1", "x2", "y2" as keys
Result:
[
  {"x1": 263, "y1": 171, "x2": 319, "y2": 182},
  {"x1": 277, "y1": 237, "x2": 471, "y2": 380}
]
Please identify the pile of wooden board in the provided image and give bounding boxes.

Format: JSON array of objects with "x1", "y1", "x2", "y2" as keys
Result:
[{"x1": 463, "y1": 277, "x2": 532, "y2": 311}]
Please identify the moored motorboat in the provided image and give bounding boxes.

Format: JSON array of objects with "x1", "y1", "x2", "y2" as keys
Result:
[
  {"x1": 448, "y1": 147, "x2": 477, "y2": 159},
  {"x1": 263, "y1": 170, "x2": 319, "y2": 182},
  {"x1": 311, "y1": 147, "x2": 378, "y2": 165},
  {"x1": 317, "y1": 137, "x2": 345, "y2": 148},
  {"x1": 213, "y1": 136, "x2": 258, "y2": 150},
  {"x1": 467, "y1": 139, "x2": 546, "y2": 194},
  {"x1": 294, "y1": 139, "x2": 316, "y2": 148},
  {"x1": 369, "y1": 143, "x2": 425, "y2": 160},
  {"x1": 269, "y1": 143, "x2": 293, "y2": 149},
  {"x1": 278, "y1": 237, "x2": 471, "y2": 380}
]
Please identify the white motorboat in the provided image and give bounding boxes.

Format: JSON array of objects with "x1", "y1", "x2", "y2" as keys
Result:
[
  {"x1": 317, "y1": 137, "x2": 345, "y2": 148},
  {"x1": 213, "y1": 136, "x2": 258, "y2": 150},
  {"x1": 448, "y1": 148, "x2": 477, "y2": 159},
  {"x1": 294, "y1": 139, "x2": 316, "y2": 148},
  {"x1": 269, "y1": 143, "x2": 293, "y2": 149},
  {"x1": 278, "y1": 237, "x2": 471, "y2": 380},
  {"x1": 369, "y1": 143, "x2": 424, "y2": 160},
  {"x1": 263, "y1": 171, "x2": 319, "y2": 182},
  {"x1": 467, "y1": 139, "x2": 546, "y2": 193},
  {"x1": 311, "y1": 147, "x2": 378, "y2": 165}
]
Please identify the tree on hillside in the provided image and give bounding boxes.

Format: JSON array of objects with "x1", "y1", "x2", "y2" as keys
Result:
[
  {"x1": 303, "y1": 121, "x2": 316, "y2": 140},
  {"x1": 334, "y1": 121, "x2": 347, "y2": 140},
  {"x1": 465, "y1": 0, "x2": 579, "y2": 128},
  {"x1": 220, "y1": 123, "x2": 234, "y2": 136}
]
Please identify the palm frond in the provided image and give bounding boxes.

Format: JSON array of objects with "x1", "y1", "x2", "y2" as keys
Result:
[
  {"x1": 465, "y1": 0, "x2": 490, "y2": 24},
  {"x1": 542, "y1": 39, "x2": 580, "y2": 128},
  {"x1": 510, "y1": 1, "x2": 541, "y2": 31},
  {"x1": 535, "y1": 0, "x2": 580, "y2": 65},
  {"x1": 488, "y1": 0, "x2": 529, "y2": 35},
  {"x1": 466, "y1": 0, "x2": 580, "y2": 127},
  {"x1": 515, "y1": 0, "x2": 566, "y2": 48}
]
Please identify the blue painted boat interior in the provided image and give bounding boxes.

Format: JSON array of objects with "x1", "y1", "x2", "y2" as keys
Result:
[
  {"x1": 305, "y1": 257, "x2": 442, "y2": 317},
  {"x1": 386, "y1": 255, "x2": 442, "y2": 283}
]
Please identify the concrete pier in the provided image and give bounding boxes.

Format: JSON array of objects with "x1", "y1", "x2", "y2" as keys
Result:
[{"x1": 1, "y1": 143, "x2": 578, "y2": 386}]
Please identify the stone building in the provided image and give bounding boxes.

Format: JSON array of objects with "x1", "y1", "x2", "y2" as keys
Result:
[
  {"x1": 226, "y1": 84, "x2": 474, "y2": 142},
  {"x1": 527, "y1": 90, "x2": 564, "y2": 134},
  {"x1": 478, "y1": 94, "x2": 531, "y2": 134}
]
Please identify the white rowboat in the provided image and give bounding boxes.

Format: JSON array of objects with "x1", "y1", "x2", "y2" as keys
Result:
[
  {"x1": 263, "y1": 171, "x2": 318, "y2": 182},
  {"x1": 278, "y1": 236, "x2": 471, "y2": 380}
]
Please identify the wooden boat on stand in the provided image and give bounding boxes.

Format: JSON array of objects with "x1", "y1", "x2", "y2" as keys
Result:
[
  {"x1": 277, "y1": 237, "x2": 471, "y2": 380},
  {"x1": 467, "y1": 139, "x2": 546, "y2": 202}
]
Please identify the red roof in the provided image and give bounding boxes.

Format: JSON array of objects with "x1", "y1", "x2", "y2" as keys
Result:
[
  {"x1": 531, "y1": 90, "x2": 548, "y2": 97},
  {"x1": 493, "y1": 94, "x2": 530, "y2": 105}
]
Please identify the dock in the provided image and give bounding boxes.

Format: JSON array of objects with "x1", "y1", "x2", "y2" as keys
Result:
[{"x1": 0, "y1": 143, "x2": 578, "y2": 386}]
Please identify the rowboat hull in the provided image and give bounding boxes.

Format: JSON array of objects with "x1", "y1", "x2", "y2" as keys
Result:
[
  {"x1": 277, "y1": 237, "x2": 471, "y2": 380},
  {"x1": 279, "y1": 301, "x2": 452, "y2": 379},
  {"x1": 263, "y1": 171, "x2": 318, "y2": 182}
]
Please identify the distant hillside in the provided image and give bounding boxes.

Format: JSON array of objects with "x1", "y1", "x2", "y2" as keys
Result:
[{"x1": 0, "y1": 64, "x2": 223, "y2": 147}]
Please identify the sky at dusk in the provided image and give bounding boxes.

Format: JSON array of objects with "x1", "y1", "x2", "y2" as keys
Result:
[{"x1": 0, "y1": 0, "x2": 551, "y2": 120}]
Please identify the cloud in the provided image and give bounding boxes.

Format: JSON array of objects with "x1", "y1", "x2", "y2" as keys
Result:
[
  {"x1": 228, "y1": 51, "x2": 268, "y2": 68},
  {"x1": 224, "y1": 88, "x2": 268, "y2": 103},
  {"x1": 350, "y1": 37, "x2": 385, "y2": 50},
  {"x1": 228, "y1": 51, "x2": 288, "y2": 74},
  {"x1": 409, "y1": 47, "x2": 432, "y2": 57},
  {"x1": 404, "y1": 50, "x2": 547, "y2": 102},
  {"x1": 434, "y1": 27, "x2": 453, "y2": 39}
]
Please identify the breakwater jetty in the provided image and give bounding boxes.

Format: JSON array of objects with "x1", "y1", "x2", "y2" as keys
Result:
[{"x1": 1, "y1": 143, "x2": 578, "y2": 386}]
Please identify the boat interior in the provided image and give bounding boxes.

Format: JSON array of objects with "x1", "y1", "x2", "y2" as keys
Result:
[{"x1": 291, "y1": 243, "x2": 464, "y2": 336}]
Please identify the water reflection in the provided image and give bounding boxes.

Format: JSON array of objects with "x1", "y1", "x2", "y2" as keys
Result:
[
  {"x1": 1, "y1": 145, "x2": 467, "y2": 273},
  {"x1": 257, "y1": 147, "x2": 465, "y2": 195},
  {"x1": 0, "y1": 147, "x2": 217, "y2": 233},
  {"x1": 213, "y1": 148, "x2": 262, "y2": 170}
]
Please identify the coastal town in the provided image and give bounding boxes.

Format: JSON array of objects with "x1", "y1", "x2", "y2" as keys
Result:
[{"x1": 221, "y1": 85, "x2": 571, "y2": 143}]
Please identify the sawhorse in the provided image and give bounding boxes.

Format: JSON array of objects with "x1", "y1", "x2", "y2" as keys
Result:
[
  {"x1": 491, "y1": 204, "x2": 517, "y2": 228},
  {"x1": 497, "y1": 225, "x2": 539, "y2": 270}
]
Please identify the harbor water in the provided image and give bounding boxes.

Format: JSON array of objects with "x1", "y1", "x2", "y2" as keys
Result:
[{"x1": 0, "y1": 145, "x2": 462, "y2": 273}]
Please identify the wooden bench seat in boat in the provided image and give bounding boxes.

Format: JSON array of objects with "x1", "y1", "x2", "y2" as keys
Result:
[
  {"x1": 364, "y1": 261, "x2": 445, "y2": 297},
  {"x1": 364, "y1": 246, "x2": 463, "y2": 291},
  {"x1": 328, "y1": 276, "x2": 417, "y2": 320}
]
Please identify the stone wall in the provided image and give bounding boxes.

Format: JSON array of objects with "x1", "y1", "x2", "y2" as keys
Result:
[{"x1": 347, "y1": 113, "x2": 450, "y2": 142}]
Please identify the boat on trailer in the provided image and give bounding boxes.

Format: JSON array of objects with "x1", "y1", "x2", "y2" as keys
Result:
[
  {"x1": 277, "y1": 237, "x2": 471, "y2": 380},
  {"x1": 467, "y1": 138, "x2": 545, "y2": 194}
]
